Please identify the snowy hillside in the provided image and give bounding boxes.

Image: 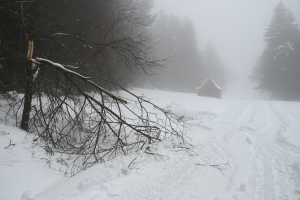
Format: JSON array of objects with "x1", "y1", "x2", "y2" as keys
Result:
[{"x1": 1, "y1": 89, "x2": 300, "y2": 200}]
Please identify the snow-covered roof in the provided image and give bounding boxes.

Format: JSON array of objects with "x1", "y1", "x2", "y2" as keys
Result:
[{"x1": 196, "y1": 77, "x2": 222, "y2": 91}]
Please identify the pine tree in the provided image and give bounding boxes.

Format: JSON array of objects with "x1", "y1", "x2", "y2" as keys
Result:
[
  {"x1": 175, "y1": 17, "x2": 201, "y2": 92},
  {"x1": 201, "y1": 41, "x2": 227, "y2": 89},
  {"x1": 149, "y1": 14, "x2": 201, "y2": 92},
  {"x1": 252, "y1": 1, "x2": 300, "y2": 100}
]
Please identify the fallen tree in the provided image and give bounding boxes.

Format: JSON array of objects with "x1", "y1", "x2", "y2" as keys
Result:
[{"x1": 6, "y1": 55, "x2": 187, "y2": 176}]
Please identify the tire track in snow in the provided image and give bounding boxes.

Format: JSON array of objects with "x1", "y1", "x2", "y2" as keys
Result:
[
  {"x1": 183, "y1": 100, "x2": 262, "y2": 199},
  {"x1": 228, "y1": 100, "x2": 269, "y2": 200},
  {"x1": 114, "y1": 100, "x2": 253, "y2": 200},
  {"x1": 242, "y1": 100, "x2": 268, "y2": 132},
  {"x1": 170, "y1": 100, "x2": 293, "y2": 200},
  {"x1": 267, "y1": 102, "x2": 300, "y2": 199},
  {"x1": 217, "y1": 100, "x2": 256, "y2": 125},
  {"x1": 175, "y1": 101, "x2": 261, "y2": 199},
  {"x1": 115, "y1": 100, "x2": 299, "y2": 200},
  {"x1": 231, "y1": 101, "x2": 257, "y2": 125},
  {"x1": 246, "y1": 101, "x2": 300, "y2": 200},
  {"x1": 247, "y1": 101, "x2": 279, "y2": 200}
]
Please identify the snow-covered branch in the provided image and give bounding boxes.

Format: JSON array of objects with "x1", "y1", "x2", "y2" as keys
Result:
[{"x1": 33, "y1": 58, "x2": 127, "y2": 104}]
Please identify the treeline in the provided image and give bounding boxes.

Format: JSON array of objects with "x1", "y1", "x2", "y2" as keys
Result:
[
  {"x1": 252, "y1": 2, "x2": 300, "y2": 100},
  {"x1": 0, "y1": 0, "x2": 156, "y2": 93},
  {"x1": 138, "y1": 11, "x2": 227, "y2": 93},
  {"x1": 1, "y1": 1, "x2": 229, "y2": 95}
]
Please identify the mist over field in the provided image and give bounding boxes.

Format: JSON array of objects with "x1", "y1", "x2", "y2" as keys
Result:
[{"x1": 150, "y1": 0, "x2": 300, "y2": 100}]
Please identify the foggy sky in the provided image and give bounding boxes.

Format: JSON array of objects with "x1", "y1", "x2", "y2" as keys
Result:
[{"x1": 153, "y1": 0, "x2": 300, "y2": 99}]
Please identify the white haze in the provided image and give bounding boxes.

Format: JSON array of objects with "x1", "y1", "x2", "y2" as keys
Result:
[{"x1": 153, "y1": 0, "x2": 300, "y2": 99}]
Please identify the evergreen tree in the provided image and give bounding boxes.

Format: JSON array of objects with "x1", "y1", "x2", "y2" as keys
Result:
[
  {"x1": 252, "y1": 1, "x2": 300, "y2": 100},
  {"x1": 175, "y1": 17, "x2": 201, "y2": 92},
  {"x1": 149, "y1": 13, "x2": 201, "y2": 92},
  {"x1": 201, "y1": 41, "x2": 227, "y2": 89}
]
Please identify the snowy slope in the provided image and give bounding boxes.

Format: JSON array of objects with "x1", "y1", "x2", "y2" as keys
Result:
[
  {"x1": 1, "y1": 89, "x2": 300, "y2": 200},
  {"x1": 0, "y1": 125, "x2": 65, "y2": 200}
]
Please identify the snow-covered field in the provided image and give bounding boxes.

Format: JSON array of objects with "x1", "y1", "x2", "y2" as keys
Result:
[{"x1": 1, "y1": 89, "x2": 300, "y2": 200}]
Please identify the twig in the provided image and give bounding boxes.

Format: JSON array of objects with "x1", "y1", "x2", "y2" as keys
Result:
[
  {"x1": 128, "y1": 157, "x2": 137, "y2": 168},
  {"x1": 4, "y1": 140, "x2": 15, "y2": 149},
  {"x1": 145, "y1": 151, "x2": 169, "y2": 162},
  {"x1": 140, "y1": 140, "x2": 147, "y2": 150},
  {"x1": 195, "y1": 162, "x2": 230, "y2": 175}
]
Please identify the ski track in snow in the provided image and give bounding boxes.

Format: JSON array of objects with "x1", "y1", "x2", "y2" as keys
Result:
[{"x1": 1, "y1": 90, "x2": 300, "y2": 200}]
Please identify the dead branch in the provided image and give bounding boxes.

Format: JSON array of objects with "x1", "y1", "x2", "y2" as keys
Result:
[
  {"x1": 4, "y1": 140, "x2": 15, "y2": 149},
  {"x1": 128, "y1": 157, "x2": 137, "y2": 168},
  {"x1": 13, "y1": 57, "x2": 187, "y2": 176},
  {"x1": 195, "y1": 162, "x2": 231, "y2": 175}
]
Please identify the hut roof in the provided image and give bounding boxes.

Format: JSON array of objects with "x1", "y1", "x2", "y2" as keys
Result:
[{"x1": 196, "y1": 77, "x2": 222, "y2": 91}]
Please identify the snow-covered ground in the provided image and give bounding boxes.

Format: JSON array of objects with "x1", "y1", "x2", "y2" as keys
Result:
[{"x1": 1, "y1": 89, "x2": 300, "y2": 200}]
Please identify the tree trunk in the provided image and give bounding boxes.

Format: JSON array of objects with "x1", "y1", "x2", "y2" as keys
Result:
[{"x1": 21, "y1": 41, "x2": 34, "y2": 131}]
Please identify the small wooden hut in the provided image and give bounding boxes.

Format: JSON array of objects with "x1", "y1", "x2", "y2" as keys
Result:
[{"x1": 196, "y1": 78, "x2": 222, "y2": 99}]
